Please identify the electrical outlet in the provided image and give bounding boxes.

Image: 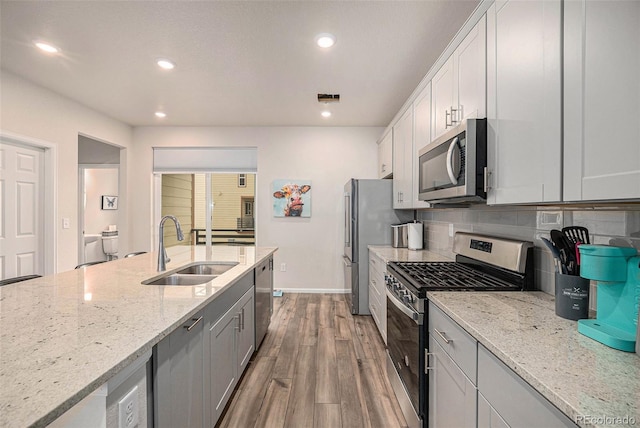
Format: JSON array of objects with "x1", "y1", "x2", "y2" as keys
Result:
[
  {"x1": 280, "y1": 263, "x2": 286, "y2": 272},
  {"x1": 62, "y1": 218, "x2": 70, "y2": 229},
  {"x1": 118, "y1": 385, "x2": 139, "y2": 428}
]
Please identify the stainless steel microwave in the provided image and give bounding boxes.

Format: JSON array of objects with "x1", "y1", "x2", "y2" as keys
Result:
[{"x1": 418, "y1": 118, "x2": 487, "y2": 204}]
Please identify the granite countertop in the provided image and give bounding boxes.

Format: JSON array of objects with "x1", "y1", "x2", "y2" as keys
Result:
[
  {"x1": 0, "y1": 245, "x2": 277, "y2": 428},
  {"x1": 368, "y1": 245, "x2": 452, "y2": 263},
  {"x1": 428, "y1": 291, "x2": 640, "y2": 428}
]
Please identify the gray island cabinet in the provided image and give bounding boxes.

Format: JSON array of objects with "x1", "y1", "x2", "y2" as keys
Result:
[{"x1": 154, "y1": 269, "x2": 256, "y2": 428}]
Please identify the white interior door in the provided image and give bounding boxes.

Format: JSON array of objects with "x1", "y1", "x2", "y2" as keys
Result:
[{"x1": 0, "y1": 142, "x2": 44, "y2": 279}]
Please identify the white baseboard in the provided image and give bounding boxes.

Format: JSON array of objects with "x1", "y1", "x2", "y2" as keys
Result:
[{"x1": 274, "y1": 288, "x2": 349, "y2": 294}]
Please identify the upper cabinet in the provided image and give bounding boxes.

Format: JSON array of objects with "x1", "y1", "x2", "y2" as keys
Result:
[
  {"x1": 485, "y1": 0, "x2": 562, "y2": 205},
  {"x1": 393, "y1": 107, "x2": 413, "y2": 209},
  {"x1": 393, "y1": 89, "x2": 431, "y2": 210},
  {"x1": 378, "y1": 131, "x2": 393, "y2": 179},
  {"x1": 432, "y1": 16, "x2": 487, "y2": 141},
  {"x1": 563, "y1": 0, "x2": 640, "y2": 202},
  {"x1": 412, "y1": 83, "x2": 432, "y2": 209}
]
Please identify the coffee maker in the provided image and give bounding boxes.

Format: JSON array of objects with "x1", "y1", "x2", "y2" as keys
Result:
[{"x1": 577, "y1": 245, "x2": 640, "y2": 352}]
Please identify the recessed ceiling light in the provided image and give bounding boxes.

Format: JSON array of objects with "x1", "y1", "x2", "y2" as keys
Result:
[
  {"x1": 157, "y1": 59, "x2": 175, "y2": 70},
  {"x1": 315, "y1": 33, "x2": 336, "y2": 48},
  {"x1": 155, "y1": 111, "x2": 167, "y2": 118},
  {"x1": 321, "y1": 111, "x2": 332, "y2": 118},
  {"x1": 34, "y1": 41, "x2": 60, "y2": 54}
]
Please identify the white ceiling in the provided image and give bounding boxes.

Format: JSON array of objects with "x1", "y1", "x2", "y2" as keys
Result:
[{"x1": 0, "y1": 1, "x2": 479, "y2": 127}]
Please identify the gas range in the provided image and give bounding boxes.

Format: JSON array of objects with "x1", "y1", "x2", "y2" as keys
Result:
[
  {"x1": 387, "y1": 232, "x2": 534, "y2": 300},
  {"x1": 385, "y1": 232, "x2": 534, "y2": 428}
]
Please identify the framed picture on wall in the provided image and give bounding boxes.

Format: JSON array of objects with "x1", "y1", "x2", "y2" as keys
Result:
[
  {"x1": 272, "y1": 180, "x2": 311, "y2": 217},
  {"x1": 101, "y1": 195, "x2": 118, "y2": 210}
]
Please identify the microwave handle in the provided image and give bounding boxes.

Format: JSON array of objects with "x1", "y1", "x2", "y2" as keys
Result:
[{"x1": 446, "y1": 137, "x2": 459, "y2": 185}]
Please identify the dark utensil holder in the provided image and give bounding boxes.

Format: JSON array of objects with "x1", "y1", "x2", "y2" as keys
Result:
[{"x1": 555, "y1": 273, "x2": 590, "y2": 321}]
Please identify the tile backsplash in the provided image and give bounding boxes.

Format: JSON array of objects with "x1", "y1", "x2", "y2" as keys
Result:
[{"x1": 416, "y1": 205, "x2": 640, "y2": 308}]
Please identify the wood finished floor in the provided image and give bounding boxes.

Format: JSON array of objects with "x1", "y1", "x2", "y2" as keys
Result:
[{"x1": 216, "y1": 293, "x2": 408, "y2": 428}]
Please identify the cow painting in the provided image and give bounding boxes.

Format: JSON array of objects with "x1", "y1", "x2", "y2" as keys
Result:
[{"x1": 273, "y1": 181, "x2": 311, "y2": 217}]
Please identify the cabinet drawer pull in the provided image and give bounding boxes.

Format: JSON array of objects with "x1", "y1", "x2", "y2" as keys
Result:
[
  {"x1": 184, "y1": 316, "x2": 203, "y2": 331},
  {"x1": 434, "y1": 328, "x2": 451, "y2": 344}
]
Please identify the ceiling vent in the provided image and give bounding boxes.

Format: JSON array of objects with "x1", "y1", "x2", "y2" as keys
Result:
[{"x1": 317, "y1": 93, "x2": 340, "y2": 103}]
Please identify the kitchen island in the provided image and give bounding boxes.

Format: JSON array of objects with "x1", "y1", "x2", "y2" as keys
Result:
[{"x1": 0, "y1": 245, "x2": 277, "y2": 427}]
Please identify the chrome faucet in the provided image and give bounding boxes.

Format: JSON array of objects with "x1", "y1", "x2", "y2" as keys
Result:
[{"x1": 158, "y1": 215, "x2": 184, "y2": 271}]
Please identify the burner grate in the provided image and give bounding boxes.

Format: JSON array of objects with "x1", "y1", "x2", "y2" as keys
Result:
[{"x1": 393, "y1": 261, "x2": 521, "y2": 291}]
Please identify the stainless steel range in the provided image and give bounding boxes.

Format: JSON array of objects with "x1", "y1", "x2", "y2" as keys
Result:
[{"x1": 385, "y1": 232, "x2": 534, "y2": 428}]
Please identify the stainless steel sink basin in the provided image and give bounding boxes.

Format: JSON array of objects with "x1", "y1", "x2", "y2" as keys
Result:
[
  {"x1": 142, "y1": 274, "x2": 216, "y2": 286},
  {"x1": 142, "y1": 262, "x2": 239, "y2": 285},
  {"x1": 175, "y1": 262, "x2": 238, "y2": 276}
]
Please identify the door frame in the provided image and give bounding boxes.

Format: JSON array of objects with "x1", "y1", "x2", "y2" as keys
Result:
[
  {"x1": 78, "y1": 164, "x2": 120, "y2": 264},
  {"x1": 0, "y1": 130, "x2": 57, "y2": 275}
]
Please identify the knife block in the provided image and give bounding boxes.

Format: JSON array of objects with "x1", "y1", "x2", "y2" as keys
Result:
[{"x1": 577, "y1": 245, "x2": 639, "y2": 352}]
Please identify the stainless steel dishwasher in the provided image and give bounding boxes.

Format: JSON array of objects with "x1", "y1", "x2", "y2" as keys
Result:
[{"x1": 254, "y1": 256, "x2": 273, "y2": 348}]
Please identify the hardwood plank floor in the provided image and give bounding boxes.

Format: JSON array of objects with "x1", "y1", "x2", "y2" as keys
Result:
[{"x1": 216, "y1": 293, "x2": 407, "y2": 428}]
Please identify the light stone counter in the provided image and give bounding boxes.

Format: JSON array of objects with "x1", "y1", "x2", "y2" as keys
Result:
[
  {"x1": 368, "y1": 245, "x2": 452, "y2": 263},
  {"x1": 0, "y1": 245, "x2": 277, "y2": 428},
  {"x1": 428, "y1": 291, "x2": 640, "y2": 428}
]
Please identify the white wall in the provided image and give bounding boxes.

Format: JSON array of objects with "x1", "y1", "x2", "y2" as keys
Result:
[
  {"x1": 131, "y1": 126, "x2": 382, "y2": 292},
  {"x1": 0, "y1": 70, "x2": 133, "y2": 272}
]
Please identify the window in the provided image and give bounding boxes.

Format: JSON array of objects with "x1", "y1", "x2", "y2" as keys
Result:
[{"x1": 238, "y1": 174, "x2": 246, "y2": 187}]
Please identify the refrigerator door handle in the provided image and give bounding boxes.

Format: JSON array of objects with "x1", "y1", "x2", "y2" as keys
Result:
[{"x1": 344, "y1": 193, "x2": 351, "y2": 246}]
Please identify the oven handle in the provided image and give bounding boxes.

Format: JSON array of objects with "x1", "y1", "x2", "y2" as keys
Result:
[{"x1": 386, "y1": 289, "x2": 423, "y2": 325}]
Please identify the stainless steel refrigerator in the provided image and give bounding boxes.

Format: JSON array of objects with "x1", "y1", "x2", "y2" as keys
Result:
[{"x1": 343, "y1": 179, "x2": 411, "y2": 315}]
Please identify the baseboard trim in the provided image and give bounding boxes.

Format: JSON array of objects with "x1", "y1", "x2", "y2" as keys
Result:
[{"x1": 274, "y1": 288, "x2": 349, "y2": 294}]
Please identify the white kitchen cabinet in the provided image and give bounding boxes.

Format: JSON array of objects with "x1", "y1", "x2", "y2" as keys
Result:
[
  {"x1": 378, "y1": 131, "x2": 393, "y2": 179},
  {"x1": 412, "y1": 83, "x2": 432, "y2": 209},
  {"x1": 477, "y1": 344, "x2": 577, "y2": 428},
  {"x1": 431, "y1": 56, "x2": 456, "y2": 141},
  {"x1": 428, "y1": 336, "x2": 477, "y2": 428},
  {"x1": 393, "y1": 90, "x2": 431, "y2": 209},
  {"x1": 564, "y1": 0, "x2": 640, "y2": 202},
  {"x1": 486, "y1": 0, "x2": 562, "y2": 205},
  {"x1": 154, "y1": 311, "x2": 205, "y2": 428},
  {"x1": 368, "y1": 251, "x2": 387, "y2": 343},
  {"x1": 428, "y1": 302, "x2": 478, "y2": 428},
  {"x1": 392, "y1": 107, "x2": 413, "y2": 209},
  {"x1": 432, "y1": 16, "x2": 487, "y2": 142}
]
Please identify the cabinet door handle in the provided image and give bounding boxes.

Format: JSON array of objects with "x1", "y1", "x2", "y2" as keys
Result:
[
  {"x1": 184, "y1": 316, "x2": 203, "y2": 331},
  {"x1": 445, "y1": 109, "x2": 451, "y2": 128},
  {"x1": 483, "y1": 167, "x2": 491, "y2": 192},
  {"x1": 450, "y1": 106, "x2": 460, "y2": 125},
  {"x1": 241, "y1": 308, "x2": 245, "y2": 330},
  {"x1": 434, "y1": 328, "x2": 451, "y2": 344}
]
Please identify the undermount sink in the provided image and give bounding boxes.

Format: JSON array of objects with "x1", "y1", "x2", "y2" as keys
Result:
[
  {"x1": 175, "y1": 262, "x2": 238, "y2": 276},
  {"x1": 142, "y1": 274, "x2": 216, "y2": 286},
  {"x1": 142, "y1": 262, "x2": 239, "y2": 286}
]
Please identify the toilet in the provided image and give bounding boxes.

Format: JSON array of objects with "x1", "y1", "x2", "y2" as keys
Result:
[{"x1": 101, "y1": 230, "x2": 119, "y2": 260}]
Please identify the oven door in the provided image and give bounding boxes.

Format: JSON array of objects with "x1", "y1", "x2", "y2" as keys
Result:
[{"x1": 386, "y1": 289, "x2": 424, "y2": 426}]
